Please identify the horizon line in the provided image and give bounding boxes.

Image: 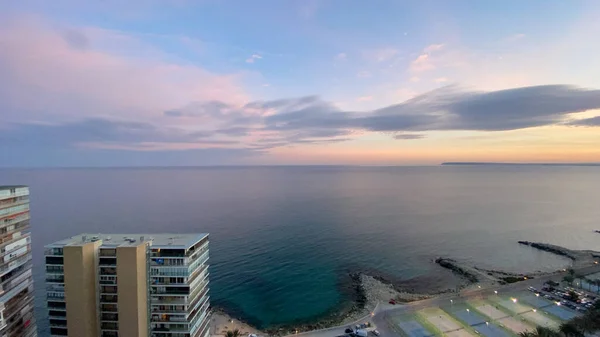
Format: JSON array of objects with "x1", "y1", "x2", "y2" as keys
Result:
[{"x1": 1, "y1": 162, "x2": 600, "y2": 169}]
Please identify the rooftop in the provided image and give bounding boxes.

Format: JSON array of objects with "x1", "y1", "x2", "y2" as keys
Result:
[
  {"x1": 0, "y1": 185, "x2": 28, "y2": 190},
  {"x1": 46, "y1": 233, "x2": 208, "y2": 249}
]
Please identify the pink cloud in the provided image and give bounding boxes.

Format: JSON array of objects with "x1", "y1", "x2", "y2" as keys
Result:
[
  {"x1": 410, "y1": 53, "x2": 435, "y2": 72},
  {"x1": 0, "y1": 16, "x2": 249, "y2": 124},
  {"x1": 424, "y1": 43, "x2": 445, "y2": 53},
  {"x1": 356, "y1": 96, "x2": 373, "y2": 102}
]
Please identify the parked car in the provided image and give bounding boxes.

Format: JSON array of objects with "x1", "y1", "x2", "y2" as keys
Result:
[
  {"x1": 372, "y1": 330, "x2": 380, "y2": 336},
  {"x1": 345, "y1": 328, "x2": 354, "y2": 334}
]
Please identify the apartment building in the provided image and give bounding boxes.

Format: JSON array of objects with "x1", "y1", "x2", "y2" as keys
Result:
[
  {"x1": 45, "y1": 233, "x2": 210, "y2": 337},
  {"x1": 0, "y1": 186, "x2": 37, "y2": 337}
]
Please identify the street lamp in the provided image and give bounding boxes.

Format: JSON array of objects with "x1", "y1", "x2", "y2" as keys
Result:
[
  {"x1": 511, "y1": 298, "x2": 517, "y2": 303},
  {"x1": 535, "y1": 294, "x2": 540, "y2": 297},
  {"x1": 494, "y1": 291, "x2": 498, "y2": 295},
  {"x1": 533, "y1": 309, "x2": 537, "y2": 313}
]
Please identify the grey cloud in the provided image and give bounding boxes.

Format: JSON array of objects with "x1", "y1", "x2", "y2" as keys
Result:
[
  {"x1": 4, "y1": 84, "x2": 600, "y2": 162},
  {"x1": 254, "y1": 85, "x2": 600, "y2": 135},
  {"x1": 62, "y1": 29, "x2": 90, "y2": 50},
  {"x1": 567, "y1": 116, "x2": 600, "y2": 126},
  {"x1": 394, "y1": 134, "x2": 425, "y2": 140},
  {"x1": 244, "y1": 96, "x2": 320, "y2": 111},
  {"x1": 441, "y1": 85, "x2": 600, "y2": 131},
  {"x1": 0, "y1": 118, "x2": 214, "y2": 147}
]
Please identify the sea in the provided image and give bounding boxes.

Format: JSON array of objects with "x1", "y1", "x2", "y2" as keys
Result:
[{"x1": 1, "y1": 165, "x2": 600, "y2": 335}]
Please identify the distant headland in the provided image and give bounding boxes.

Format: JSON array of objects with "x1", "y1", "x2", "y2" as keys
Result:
[{"x1": 441, "y1": 162, "x2": 600, "y2": 166}]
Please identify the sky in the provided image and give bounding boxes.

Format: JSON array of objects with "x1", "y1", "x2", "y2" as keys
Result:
[{"x1": 1, "y1": 0, "x2": 600, "y2": 166}]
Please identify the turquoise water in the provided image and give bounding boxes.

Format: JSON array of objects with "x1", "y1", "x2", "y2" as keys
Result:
[{"x1": 1, "y1": 166, "x2": 600, "y2": 335}]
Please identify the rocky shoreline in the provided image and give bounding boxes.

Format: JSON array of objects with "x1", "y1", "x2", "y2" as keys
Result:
[
  {"x1": 518, "y1": 240, "x2": 600, "y2": 268},
  {"x1": 212, "y1": 241, "x2": 600, "y2": 336}
]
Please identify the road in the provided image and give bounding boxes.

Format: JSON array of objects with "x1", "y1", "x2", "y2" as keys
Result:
[{"x1": 289, "y1": 263, "x2": 600, "y2": 337}]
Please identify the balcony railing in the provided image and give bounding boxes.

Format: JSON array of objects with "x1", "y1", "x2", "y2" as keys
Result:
[
  {"x1": 0, "y1": 198, "x2": 29, "y2": 211},
  {"x1": 46, "y1": 275, "x2": 65, "y2": 283},
  {"x1": 0, "y1": 205, "x2": 29, "y2": 219},
  {"x1": 0, "y1": 254, "x2": 31, "y2": 276},
  {"x1": 0, "y1": 214, "x2": 29, "y2": 232},
  {"x1": 44, "y1": 248, "x2": 63, "y2": 256},
  {"x1": 101, "y1": 313, "x2": 118, "y2": 321},
  {"x1": 99, "y1": 295, "x2": 118, "y2": 303},
  {"x1": 151, "y1": 314, "x2": 188, "y2": 323}
]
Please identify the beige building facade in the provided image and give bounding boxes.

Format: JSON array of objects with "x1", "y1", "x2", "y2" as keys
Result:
[{"x1": 45, "y1": 233, "x2": 210, "y2": 337}]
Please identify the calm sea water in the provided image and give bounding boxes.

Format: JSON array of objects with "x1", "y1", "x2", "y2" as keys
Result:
[{"x1": 1, "y1": 166, "x2": 600, "y2": 335}]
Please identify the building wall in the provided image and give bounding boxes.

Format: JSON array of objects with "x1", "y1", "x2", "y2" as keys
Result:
[
  {"x1": 63, "y1": 242, "x2": 100, "y2": 337},
  {"x1": 0, "y1": 186, "x2": 36, "y2": 336},
  {"x1": 117, "y1": 243, "x2": 148, "y2": 337}
]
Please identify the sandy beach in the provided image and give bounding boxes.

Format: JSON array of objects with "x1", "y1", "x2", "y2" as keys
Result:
[{"x1": 212, "y1": 310, "x2": 262, "y2": 337}]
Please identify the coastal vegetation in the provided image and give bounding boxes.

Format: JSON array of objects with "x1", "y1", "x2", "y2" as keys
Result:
[{"x1": 226, "y1": 329, "x2": 241, "y2": 337}]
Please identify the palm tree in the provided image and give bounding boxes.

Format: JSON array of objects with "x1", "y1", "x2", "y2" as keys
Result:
[
  {"x1": 226, "y1": 329, "x2": 241, "y2": 337},
  {"x1": 563, "y1": 275, "x2": 575, "y2": 286},
  {"x1": 519, "y1": 326, "x2": 562, "y2": 337},
  {"x1": 559, "y1": 322, "x2": 584, "y2": 337}
]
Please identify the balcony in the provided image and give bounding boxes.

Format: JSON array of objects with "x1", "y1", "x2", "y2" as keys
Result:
[
  {"x1": 101, "y1": 322, "x2": 119, "y2": 330},
  {"x1": 99, "y1": 249, "x2": 116, "y2": 257},
  {"x1": 0, "y1": 267, "x2": 32, "y2": 295},
  {"x1": 151, "y1": 286, "x2": 190, "y2": 295},
  {"x1": 48, "y1": 310, "x2": 66, "y2": 319},
  {"x1": 151, "y1": 305, "x2": 186, "y2": 314},
  {"x1": 0, "y1": 216, "x2": 30, "y2": 235},
  {"x1": 44, "y1": 247, "x2": 63, "y2": 256},
  {"x1": 0, "y1": 204, "x2": 29, "y2": 219},
  {"x1": 45, "y1": 256, "x2": 64, "y2": 265},
  {"x1": 47, "y1": 293, "x2": 65, "y2": 302},
  {"x1": 99, "y1": 267, "x2": 117, "y2": 276},
  {"x1": 151, "y1": 248, "x2": 185, "y2": 258},
  {"x1": 100, "y1": 304, "x2": 118, "y2": 313},
  {"x1": 46, "y1": 284, "x2": 65, "y2": 292},
  {"x1": 100, "y1": 286, "x2": 117, "y2": 294},
  {"x1": 151, "y1": 314, "x2": 189, "y2": 323},
  {"x1": 100, "y1": 295, "x2": 118, "y2": 303},
  {"x1": 0, "y1": 254, "x2": 31, "y2": 276},
  {"x1": 99, "y1": 257, "x2": 117, "y2": 266},
  {"x1": 46, "y1": 275, "x2": 65, "y2": 283},
  {"x1": 151, "y1": 296, "x2": 187, "y2": 305},
  {"x1": 101, "y1": 313, "x2": 118, "y2": 321},
  {"x1": 47, "y1": 301, "x2": 66, "y2": 310},
  {"x1": 151, "y1": 258, "x2": 185, "y2": 267},
  {"x1": 151, "y1": 323, "x2": 190, "y2": 332},
  {"x1": 0, "y1": 198, "x2": 29, "y2": 211},
  {"x1": 50, "y1": 326, "x2": 68, "y2": 336}
]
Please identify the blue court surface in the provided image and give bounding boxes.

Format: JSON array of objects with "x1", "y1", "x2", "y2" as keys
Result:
[
  {"x1": 451, "y1": 308, "x2": 487, "y2": 325},
  {"x1": 450, "y1": 310, "x2": 509, "y2": 337},
  {"x1": 521, "y1": 294, "x2": 554, "y2": 308},
  {"x1": 397, "y1": 320, "x2": 433, "y2": 337},
  {"x1": 543, "y1": 305, "x2": 578, "y2": 321},
  {"x1": 471, "y1": 322, "x2": 511, "y2": 337}
]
